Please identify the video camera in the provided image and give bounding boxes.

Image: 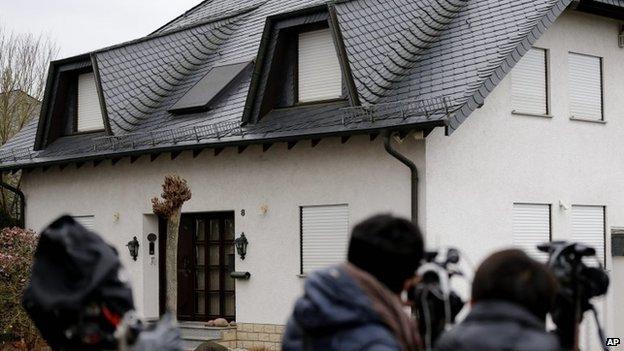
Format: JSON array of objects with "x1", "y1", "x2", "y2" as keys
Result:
[
  {"x1": 538, "y1": 241, "x2": 610, "y2": 350},
  {"x1": 21, "y1": 216, "x2": 182, "y2": 351},
  {"x1": 410, "y1": 248, "x2": 465, "y2": 351},
  {"x1": 412, "y1": 242, "x2": 611, "y2": 351}
]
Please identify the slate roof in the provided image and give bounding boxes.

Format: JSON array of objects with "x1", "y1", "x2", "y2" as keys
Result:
[{"x1": 1, "y1": 0, "x2": 620, "y2": 171}]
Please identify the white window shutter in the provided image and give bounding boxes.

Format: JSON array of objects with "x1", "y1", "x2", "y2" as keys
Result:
[
  {"x1": 511, "y1": 48, "x2": 548, "y2": 115},
  {"x1": 512, "y1": 203, "x2": 550, "y2": 261},
  {"x1": 298, "y1": 29, "x2": 342, "y2": 103},
  {"x1": 74, "y1": 215, "x2": 96, "y2": 231},
  {"x1": 78, "y1": 72, "x2": 105, "y2": 132},
  {"x1": 571, "y1": 205, "x2": 605, "y2": 265},
  {"x1": 301, "y1": 204, "x2": 349, "y2": 274},
  {"x1": 568, "y1": 53, "x2": 603, "y2": 120}
]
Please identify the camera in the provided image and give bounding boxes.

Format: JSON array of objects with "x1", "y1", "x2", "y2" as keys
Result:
[
  {"x1": 411, "y1": 248, "x2": 465, "y2": 350},
  {"x1": 538, "y1": 241, "x2": 610, "y2": 350},
  {"x1": 538, "y1": 241, "x2": 609, "y2": 309}
]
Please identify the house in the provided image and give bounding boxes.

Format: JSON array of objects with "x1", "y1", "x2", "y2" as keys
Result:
[{"x1": 1, "y1": 0, "x2": 624, "y2": 349}]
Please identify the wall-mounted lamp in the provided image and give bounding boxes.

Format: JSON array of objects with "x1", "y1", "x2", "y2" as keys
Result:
[
  {"x1": 127, "y1": 236, "x2": 139, "y2": 261},
  {"x1": 235, "y1": 233, "x2": 248, "y2": 260}
]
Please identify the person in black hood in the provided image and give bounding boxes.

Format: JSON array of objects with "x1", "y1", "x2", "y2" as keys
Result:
[
  {"x1": 282, "y1": 214, "x2": 425, "y2": 351},
  {"x1": 435, "y1": 249, "x2": 561, "y2": 351}
]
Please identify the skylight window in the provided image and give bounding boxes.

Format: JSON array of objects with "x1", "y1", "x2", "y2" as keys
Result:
[
  {"x1": 77, "y1": 72, "x2": 105, "y2": 132},
  {"x1": 170, "y1": 61, "x2": 252, "y2": 114},
  {"x1": 297, "y1": 28, "x2": 342, "y2": 103}
]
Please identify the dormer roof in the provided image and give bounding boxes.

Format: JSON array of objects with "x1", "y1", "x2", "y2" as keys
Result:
[{"x1": 2, "y1": 0, "x2": 620, "y2": 171}]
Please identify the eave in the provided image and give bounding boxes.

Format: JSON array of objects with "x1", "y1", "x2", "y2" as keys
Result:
[
  {"x1": 0, "y1": 119, "x2": 445, "y2": 173},
  {"x1": 574, "y1": 0, "x2": 624, "y2": 20}
]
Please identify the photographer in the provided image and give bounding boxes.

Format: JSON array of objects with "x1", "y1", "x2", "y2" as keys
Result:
[
  {"x1": 435, "y1": 249, "x2": 560, "y2": 351},
  {"x1": 282, "y1": 214, "x2": 424, "y2": 351}
]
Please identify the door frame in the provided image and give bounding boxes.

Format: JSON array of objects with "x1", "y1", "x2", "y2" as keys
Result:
[{"x1": 158, "y1": 211, "x2": 236, "y2": 321}]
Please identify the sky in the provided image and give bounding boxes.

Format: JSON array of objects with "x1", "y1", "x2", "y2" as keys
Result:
[{"x1": 0, "y1": 0, "x2": 204, "y2": 59}]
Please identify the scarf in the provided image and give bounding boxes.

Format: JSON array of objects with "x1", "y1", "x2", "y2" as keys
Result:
[{"x1": 343, "y1": 263, "x2": 422, "y2": 351}]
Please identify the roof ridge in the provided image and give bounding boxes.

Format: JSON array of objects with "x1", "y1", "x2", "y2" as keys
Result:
[
  {"x1": 150, "y1": 0, "x2": 269, "y2": 37},
  {"x1": 91, "y1": 2, "x2": 264, "y2": 57},
  {"x1": 150, "y1": 0, "x2": 216, "y2": 35}
]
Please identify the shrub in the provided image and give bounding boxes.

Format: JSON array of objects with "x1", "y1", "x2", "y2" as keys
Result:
[
  {"x1": 0, "y1": 210, "x2": 19, "y2": 230},
  {"x1": 0, "y1": 227, "x2": 43, "y2": 350}
]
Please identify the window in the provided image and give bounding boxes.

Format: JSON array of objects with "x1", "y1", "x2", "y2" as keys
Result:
[
  {"x1": 300, "y1": 204, "x2": 349, "y2": 274},
  {"x1": 512, "y1": 203, "x2": 550, "y2": 261},
  {"x1": 297, "y1": 28, "x2": 342, "y2": 103},
  {"x1": 77, "y1": 72, "x2": 104, "y2": 132},
  {"x1": 74, "y1": 215, "x2": 95, "y2": 231},
  {"x1": 169, "y1": 61, "x2": 252, "y2": 114},
  {"x1": 568, "y1": 53, "x2": 603, "y2": 121},
  {"x1": 511, "y1": 48, "x2": 548, "y2": 115},
  {"x1": 571, "y1": 205, "x2": 605, "y2": 266}
]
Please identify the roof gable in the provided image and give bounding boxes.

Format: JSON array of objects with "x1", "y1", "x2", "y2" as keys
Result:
[{"x1": 378, "y1": 0, "x2": 573, "y2": 134}]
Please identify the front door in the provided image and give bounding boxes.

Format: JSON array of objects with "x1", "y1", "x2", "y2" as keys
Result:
[{"x1": 160, "y1": 212, "x2": 236, "y2": 321}]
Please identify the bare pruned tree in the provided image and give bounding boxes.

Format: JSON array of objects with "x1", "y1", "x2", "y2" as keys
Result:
[
  {"x1": 0, "y1": 26, "x2": 58, "y2": 144},
  {"x1": 0, "y1": 25, "x2": 58, "y2": 226}
]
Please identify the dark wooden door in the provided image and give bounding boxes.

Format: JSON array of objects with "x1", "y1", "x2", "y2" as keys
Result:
[
  {"x1": 159, "y1": 212, "x2": 236, "y2": 321},
  {"x1": 177, "y1": 215, "x2": 195, "y2": 320}
]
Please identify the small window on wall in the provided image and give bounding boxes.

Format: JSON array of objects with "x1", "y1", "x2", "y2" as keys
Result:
[
  {"x1": 300, "y1": 204, "x2": 349, "y2": 274},
  {"x1": 298, "y1": 28, "x2": 343, "y2": 103},
  {"x1": 77, "y1": 72, "x2": 105, "y2": 132},
  {"x1": 568, "y1": 53, "x2": 603, "y2": 121},
  {"x1": 512, "y1": 203, "x2": 551, "y2": 261},
  {"x1": 511, "y1": 48, "x2": 548, "y2": 115},
  {"x1": 571, "y1": 205, "x2": 606, "y2": 266},
  {"x1": 74, "y1": 215, "x2": 95, "y2": 231}
]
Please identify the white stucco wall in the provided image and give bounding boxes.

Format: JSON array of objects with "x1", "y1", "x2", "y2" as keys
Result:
[
  {"x1": 425, "y1": 10, "x2": 624, "y2": 348},
  {"x1": 21, "y1": 135, "x2": 425, "y2": 324}
]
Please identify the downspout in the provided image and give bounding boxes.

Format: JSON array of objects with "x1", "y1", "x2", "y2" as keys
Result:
[
  {"x1": 0, "y1": 178, "x2": 25, "y2": 228},
  {"x1": 383, "y1": 131, "x2": 418, "y2": 224}
]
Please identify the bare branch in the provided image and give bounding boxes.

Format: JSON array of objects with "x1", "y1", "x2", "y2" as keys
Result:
[{"x1": 0, "y1": 25, "x2": 59, "y2": 146}]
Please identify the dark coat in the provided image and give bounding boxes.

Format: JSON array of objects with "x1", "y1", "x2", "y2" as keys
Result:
[
  {"x1": 282, "y1": 266, "x2": 404, "y2": 351},
  {"x1": 435, "y1": 300, "x2": 561, "y2": 351}
]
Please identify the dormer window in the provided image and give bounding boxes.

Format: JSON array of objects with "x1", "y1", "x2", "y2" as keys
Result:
[
  {"x1": 77, "y1": 72, "x2": 104, "y2": 132},
  {"x1": 297, "y1": 28, "x2": 342, "y2": 103},
  {"x1": 243, "y1": 9, "x2": 355, "y2": 124}
]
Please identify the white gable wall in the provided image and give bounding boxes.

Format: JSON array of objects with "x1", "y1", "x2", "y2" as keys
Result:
[{"x1": 425, "y1": 10, "x2": 623, "y2": 348}]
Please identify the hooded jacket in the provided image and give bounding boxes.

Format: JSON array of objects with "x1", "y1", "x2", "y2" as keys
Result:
[
  {"x1": 435, "y1": 300, "x2": 561, "y2": 351},
  {"x1": 282, "y1": 266, "x2": 405, "y2": 351}
]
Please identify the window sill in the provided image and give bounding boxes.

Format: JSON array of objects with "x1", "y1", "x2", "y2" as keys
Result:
[
  {"x1": 294, "y1": 97, "x2": 347, "y2": 107},
  {"x1": 72, "y1": 129, "x2": 106, "y2": 136},
  {"x1": 569, "y1": 116, "x2": 606, "y2": 124},
  {"x1": 511, "y1": 111, "x2": 553, "y2": 119}
]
